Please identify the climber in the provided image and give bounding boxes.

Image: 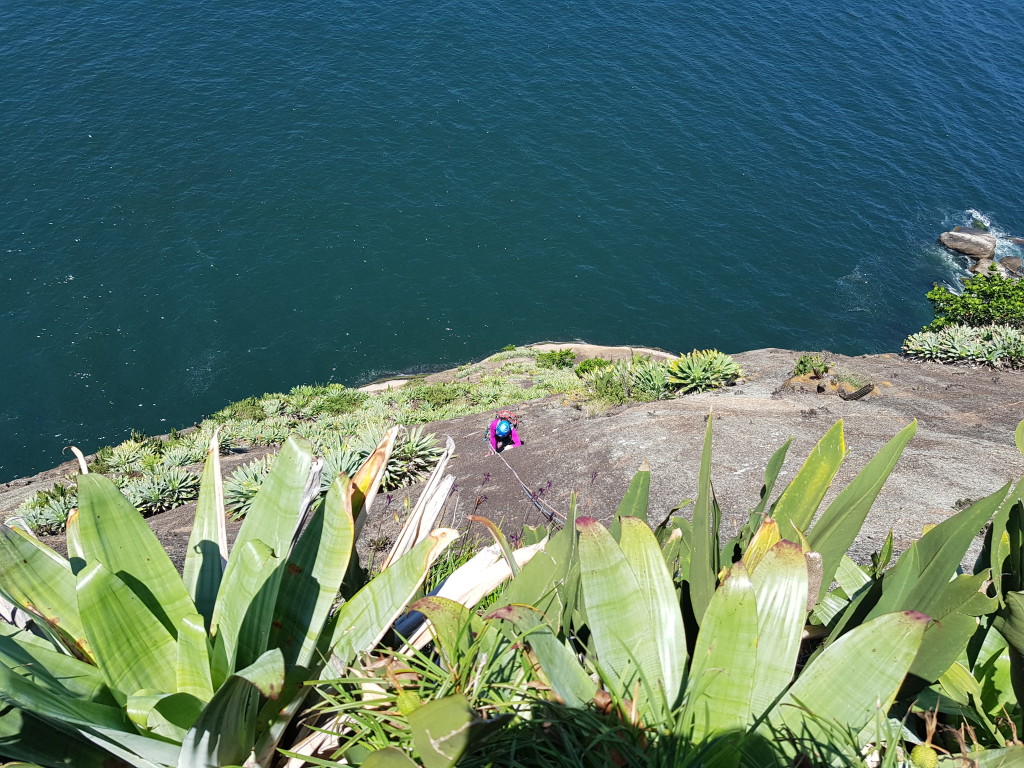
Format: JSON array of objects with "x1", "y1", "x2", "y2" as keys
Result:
[{"x1": 486, "y1": 409, "x2": 522, "y2": 454}]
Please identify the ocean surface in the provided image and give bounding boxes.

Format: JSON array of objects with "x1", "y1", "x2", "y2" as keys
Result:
[{"x1": 2, "y1": 1, "x2": 1023, "y2": 481}]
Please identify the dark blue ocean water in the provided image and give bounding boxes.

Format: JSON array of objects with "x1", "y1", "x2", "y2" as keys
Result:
[{"x1": 3, "y1": 1, "x2": 1023, "y2": 481}]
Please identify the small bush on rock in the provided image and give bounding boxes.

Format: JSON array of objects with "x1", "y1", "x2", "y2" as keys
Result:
[
  {"x1": 574, "y1": 357, "x2": 613, "y2": 377},
  {"x1": 792, "y1": 353, "x2": 831, "y2": 376},
  {"x1": 536, "y1": 349, "x2": 576, "y2": 369},
  {"x1": 926, "y1": 269, "x2": 1024, "y2": 330}
]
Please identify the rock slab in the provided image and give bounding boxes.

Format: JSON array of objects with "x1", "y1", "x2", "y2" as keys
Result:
[{"x1": 940, "y1": 228, "x2": 997, "y2": 259}]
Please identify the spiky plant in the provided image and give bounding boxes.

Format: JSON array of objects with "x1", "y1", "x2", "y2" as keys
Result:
[
  {"x1": 122, "y1": 466, "x2": 200, "y2": 516},
  {"x1": 106, "y1": 439, "x2": 160, "y2": 475},
  {"x1": 160, "y1": 440, "x2": 208, "y2": 468},
  {"x1": 319, "y1": 440, "x2": 365, "y2": 495},
  {"x1": 224, "y1": 455, "x2": 275, "y2": 519},
  {"x1": 903, "y1": 324, "x2": 1024, "y2": 368},
  {"x1": 349, "y1": 427, "x2": 443, "y2": 490},
  {"x1": 12, "y1": 483, "x2": 78, "y2": 535},
  {"x1": 666, "y1": 349, "x2": 742, "y2": 393}
]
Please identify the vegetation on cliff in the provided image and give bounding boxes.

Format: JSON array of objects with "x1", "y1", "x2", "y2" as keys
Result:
[{"x1": 1, "y1": 419, "x2": 1023, "y2": 766}]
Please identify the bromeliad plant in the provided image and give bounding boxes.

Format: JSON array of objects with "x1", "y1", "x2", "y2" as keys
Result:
[{"x1": 0, "y1": 430, "x2": 458, "y2": 768}]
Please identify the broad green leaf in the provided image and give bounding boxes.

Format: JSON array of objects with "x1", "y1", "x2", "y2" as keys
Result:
[
  {"x1": 1016, "y1": 419, "x2": 1024, "y2": 457},
  {"x1": 619, "y1": 517, "x2": 686, "y2": 708},
  {"x1": 177, "y1": 613, "x2": 215, "y2": 702},
  {"x1": 611, "y1": 461, "x2": 651, "y2": 537},
  {"x1": 981, "y1": 476, "x2": 1024, "y2": 600},
  {"x1": 127, "y1": 690, "x2": 205, "y2": 742},
  {"x1": 269, "y1": 474, "x2": 355, "y2": 670},
  {"x1": 772, "y1": 420, "x2": 846, "y2": 538},
  {"x1": 77, "y1": 724, "x2": 183, "y2": 768},
  {"x1": 0, "y1": 705, "x2": 119, "y2": 768},
  {"x1": 0, "y1": 628, "x2": 112, "y2": 705},
  {"x1": 936, "y1": 660, "x2": 982, "y2": 706},
  {"x1": 0, "y1": 659, "x2": 132, "y2": 734},
  {"x1": 690, "y1": 417, "x2": 720, "y2": 624},
  {"x1": 808, "y1": 421, "x2": 916, "y2": 601},
  {"x1": 411, "y1": 597, "x2": 483, "y2": 672},
  {"x1": 214, "y1": 436, "x2": 313, "y2": 669},
  {"x1": 488, "y1": 603, "x2": 597, "y2": 708},
  {"x1": 364, "y1": 748, "x2": 420, "y2": 767},
  {"x1": 911, "y1": 611, "x2": 979, "y2": 681},
  {"x1": 65, "y1": 508, "x2": 85, "y2": 573},
  {"x1": 0, "y1": 525, "x2": 91, "y2": 661},
  {"x1": 962, "y1": 746, "x2": 1024, "y2": 767},
  {"x1": 751, "y1": 438, "x2": 793, "y2": 520},
  {"x1": 76, "y1": 473, "x2": 196, "y2": 639},
  {"x1": 870, "y1": 486, "x2": 1008, "y2": 620},
  {"x1": 210, "y1": 539, "x2": 278, "y2": 672},
  {"x1": 834, "y1": 554, "x2": 870, "y2": 596},
  {"x1": 183, "y1": 432, "x2": 228, "y2": 629},
  {"x1": 76, "y1": 561, "x2": 177, "y2": 703},
  {"x1": 178, "y1": 648, "x2": 285, "y2": 768},
  {"x1": 748, "y1": 541, "x2": 808, "y2": 718},
  {"x1": 408, "y1": 694, "x2": 475, "y2": 768},
  {"x1": 228, "y1": 435, "x2": 313, "y2": 563},
  {"x1": 768, "y1": 611, "x2": 928, "y2": 743},
  {"x1": 686, "y1": 561, "x2": 758, "y2": 738},
  {"x1": 974, "y1": 626, "x2": 1015, "y2": 716},
  {"x1": 577, "y1": 517, "x2": 662, "y2": 709},
  {"x1": 328, "y1": 529, "x2": 459, "y2": 675}
]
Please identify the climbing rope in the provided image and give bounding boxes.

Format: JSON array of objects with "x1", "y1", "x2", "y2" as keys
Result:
[{"x1": 494, "y1": 450, "x2": 566, "y2": 526}]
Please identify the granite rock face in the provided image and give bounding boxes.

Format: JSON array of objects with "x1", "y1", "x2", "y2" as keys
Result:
[{"x1": 939, "y1": 227, "x2": 997, "y2": 259}]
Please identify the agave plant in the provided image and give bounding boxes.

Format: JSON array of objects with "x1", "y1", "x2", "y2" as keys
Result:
[
  {"x1": 666, "y1": 349, "x2": 742, "y2": 394},
  {"x1": 224, "y1": 455, "x2": 275, "y2": 519},
  {"x1": 0, "y1": 430, "x2": 458, "y2": 768},
  {"x1": 903, "y1": 323, "x2": 1024, "y2": 368}
]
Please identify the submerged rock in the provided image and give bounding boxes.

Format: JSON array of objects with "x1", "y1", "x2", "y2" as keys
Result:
[{"x1": 940, "y1": 227, "x2": 997, "y2": 259}]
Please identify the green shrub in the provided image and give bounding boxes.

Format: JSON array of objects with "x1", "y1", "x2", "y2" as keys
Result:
[
  {"x1": 792, "y1": 353, "x2": 831, "y2": 377},
  {"x1": 88, "y1": 445, "x2": 115, "y2": 474},
  {"x1": 209, "y1": 396, "x2": 267, "y2": 423},
  {"x1": 574, "y1": 357, "x2": 613, "y2": 377},
  {"x1": 306, "y1": 387, "x2": 368, "y2": 417},
  {"x1": 536, "y1": 349, "x2": 576, "y2": 369},
  {"x1": 500, "y1": 344, "x2": 517, "y2": 352},
  {"x1": 581, "y1": 357, "x2": 674, "y2": 404},
  {"x1": 408, "y1": 382, "x2": 471, "y2": 410},
  {"x1": 903, "y1": 323, "x2": 1024, "y2": 367},
  {"x1": 666, "y1": 349, "x2": 742, "y2": 393},
  {"x1": 925, "y1": 269, "x2": 1024, "y2": 330}
]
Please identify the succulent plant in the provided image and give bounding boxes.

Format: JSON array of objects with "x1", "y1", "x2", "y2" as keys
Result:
[
  {"x1": 666, "y1": 349, "x2": 743, "y2": 393},
  {"x1": 224, "y1": 455, "x2": 275, "y2": 519},
  {"x1": 903, "y1": 323, "x2": 1024, "y2": 368},
  {"x1": 121, "y1": 466, "x2": 200, "y2": 516}
]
